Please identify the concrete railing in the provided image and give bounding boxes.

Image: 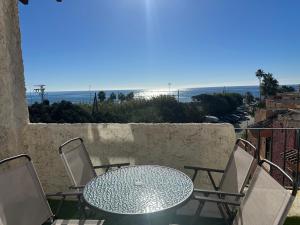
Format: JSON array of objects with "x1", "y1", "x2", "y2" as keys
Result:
[{"x1": 23, "y1": 123, "x2": 236, "y2": 193}]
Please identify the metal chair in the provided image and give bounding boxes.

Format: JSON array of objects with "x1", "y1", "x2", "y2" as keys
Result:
[
  {"x1": 182, "y1": 138, "x2": 257, "y2": 219},
  {"x1": 0, "y1": 154, "x2": 104, "y2": 225},
  {"x1": 59, "y1": 137, "x2": 130, "y2": 189},
  {"x1": 195, "y1": 159, "x2": 298, "y2": 225}
]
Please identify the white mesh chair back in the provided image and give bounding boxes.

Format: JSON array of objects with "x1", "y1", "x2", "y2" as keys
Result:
[
  {"x1": 0, "y1": 155, "x2": 53, "y2": 225},
  {"x1": 59, "y1": 138, "x2": 96, "y2": 187},
  {"x1": 233, "y1": 164, "x2": 295, "y2": 225},
  {"x1": 219, "y1": 141, "x2": 256, "y2": 194}
]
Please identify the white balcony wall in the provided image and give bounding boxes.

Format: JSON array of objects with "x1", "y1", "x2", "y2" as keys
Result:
[
  {"x1": 24, "y1": 123, "x2": 235, "y2": 192},
  {"x1": 0, "y1": 0, "x2": 28, "y2": 159}
]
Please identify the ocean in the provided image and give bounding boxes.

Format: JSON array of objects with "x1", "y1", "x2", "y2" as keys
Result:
[{"x1": 26, "y1": 85, "x2": 262, "y2": 105}]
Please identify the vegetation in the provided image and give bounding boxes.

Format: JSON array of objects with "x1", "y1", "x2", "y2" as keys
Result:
[
  {"x1": 97, "y1": 91, "x2": 106, "y2": 102},
  {"x1": 118, "y1": 92, "x2": 126, "y2": 102},
  {"x1": 278, "y1": 85, "x2": 296, "y2": 93},
  {"x1": 29, "y1": 100, "x2": 92, "y2": 123},
  {"x1": 29, "y1": 91, "x2": 246, "y2": 123},
  {"x1": 255, "y1": 69, "x2": 265, "y2": 101},
  {"x1": 255, "y1": 69, "x2": 295, "y2": 98},
  {"x1": 125, "y1": 92, "x2": 134, "y2": 101},
  {"x1": 261, "y1": 73, "x2": 279, "y2": 97},
  {"x1": 88, "y1": 95, "x2": 204, "y2": 123},
  {"x1": 29, "y1": 96, "x2": 204, "y2": 123},
  {"x1": 256, "y1": 101, "x2": 266, "y2": 109},
  {"x1": 244, "y1": 92, "x2": 255, "y2": 104},
  {"x1": 192, "y1": 93, "x2": 243, "y2": 116},
  {"x1": 98, "y1": 91, "x2": 135, "y2": 103},
  {"x1": 108, "y1": 92, "x2": 117, "y2": 102}
]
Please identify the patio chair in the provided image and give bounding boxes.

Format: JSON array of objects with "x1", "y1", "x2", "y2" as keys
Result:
[
  {"x1": 0, "y1": 154, "x2": 104, "y2": 225},
  {"x1": 194, "y1": 159, "x2": 298, "y2": 225},
  {"x1": 59, "y1": 137, "x2": 130, "y2": 189},
  {"x1": 181, "y1": 138, "x2": 257, "y2": 219}
]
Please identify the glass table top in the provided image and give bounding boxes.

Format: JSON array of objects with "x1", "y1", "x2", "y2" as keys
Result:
[{"x1": 83, "y1": 165, "x2": 194, "y2": 215}]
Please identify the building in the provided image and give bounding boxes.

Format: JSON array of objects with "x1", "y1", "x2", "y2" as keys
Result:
[
  {"x1": 250, "y1": 93, "x2": 300, "y2": 184},
  {"x1": 266, "y1": 92, "x2": 300, "y2": 110}
]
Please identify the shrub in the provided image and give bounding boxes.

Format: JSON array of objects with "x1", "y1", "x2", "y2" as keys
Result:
[{"x1": 29, "y1": 100, "x2": 92, "y2": 123}]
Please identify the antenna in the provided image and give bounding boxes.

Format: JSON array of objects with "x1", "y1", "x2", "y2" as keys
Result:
[
  {"x1": 19, "y1": 0, "x2": 62, "y2": 5},
  {"x1": 92, "y1": 92, "x2": 99, "y2": 115},
  {"x1": 33, "y1": 84, "x2": 46, "y2": 103},
  {"x1": 89, "y1": 85, "x2": 92, "y2": 104}
]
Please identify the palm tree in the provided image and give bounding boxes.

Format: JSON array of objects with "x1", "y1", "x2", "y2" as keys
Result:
[
  {"x1": 108, "y1": 92, "x2": 117, "y2": 102},
  {"x1": 98, "y1": 91, "x2": 106, "y2": 102},
  {"x1": 118, "y1": 92, "x2": 126, "y2": 102},
  {"x1": 261, "y1": 73, "x2": 279, "y2": 97},
  {"x1": 255, "y1": 69, "x2": 265, "y2": 101}
]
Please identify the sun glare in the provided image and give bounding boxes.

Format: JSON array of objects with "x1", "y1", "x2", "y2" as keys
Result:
[{"x1": 144, "y1": 0, "x2": 153, "y2": 30}]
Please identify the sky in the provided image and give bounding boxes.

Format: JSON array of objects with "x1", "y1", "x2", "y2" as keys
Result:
[{"x1": 19, "y1": 0, "x2": 300, "y2": 91}]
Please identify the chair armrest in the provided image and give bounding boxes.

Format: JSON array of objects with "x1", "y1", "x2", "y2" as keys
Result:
[
  {"x1": 184, "y1": 165, "x2": 224, "y2": 189},
  {"x1": 69, "y1": 185, "x2": 85, "y2": 190},
  {"x1": 184, "y1": 165, "x2": 225, "y2": 173},
  {"x1": 46, "y1": 191, "x2": 82, "y2": 198},
  {"x1": 194, "y1": 195, "x2": 241, "y2": 207},
  {"x1": 194, "y1": 188, "x2": 245, "y2": 198},
  {"x1": 94, "y1": 163, "x2": 130, "y2": 172},
  {"x1": 236, "y1": 138, "x2": 256, "y2": 151}
]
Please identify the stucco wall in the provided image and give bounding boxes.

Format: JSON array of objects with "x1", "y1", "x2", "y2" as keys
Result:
[
  {"x1": 0, "y1": 0, "x2": 28, "y2": 159},
  {"x1": 23, "y1": 123, "x2": 236, "y2": 193}
]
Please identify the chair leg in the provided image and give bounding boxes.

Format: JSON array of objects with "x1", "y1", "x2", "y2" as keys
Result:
[
  {"x1": 191, "y1": 200, "x2": 205, "y2": 225},
  {"x1": 217, "y1": 204, "x2": 230, "y2": 225},
  {"x1": 77, "y1": 195, "x2": 87, "y2": 219},
  {"x1": 54, "y1": 196, "x2": 66, "y2": 218},
  {"x1": 192, "y1": 199, "x2": 231, "y2": 225}
]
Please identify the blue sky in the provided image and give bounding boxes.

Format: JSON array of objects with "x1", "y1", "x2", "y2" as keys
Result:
[{"x1": 19, "y1": 0, "x2": 300, "y2": 91}]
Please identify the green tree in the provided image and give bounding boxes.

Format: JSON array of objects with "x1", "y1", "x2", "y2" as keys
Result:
[
  {"x1": 192, "y1": 93, "x2": 243, "y2": 116},
  {"x1": 118, "y1": 92, "x2": 126, "y2": 102},
  {"x1": 108, "y1": 92, "x2": 117, "y2": 102},
  {"x1": 278, "y1": 85, "x2": 295, "y2": 93},
  {"x1": 98, "y1": 91, "x2": 106, "y2": 102},
  {"x1": 126, "y1": 92, "x2": 134, "y2": 101},
  {"x1": 245, "y1": 92, "x2": 255, "y2": 104},
  {"x1": 256, "y1": 69, "x2": 265, "y2": 101},
  {"x1": 261, "y1": 73, "x2": 279, "y2": 97}
]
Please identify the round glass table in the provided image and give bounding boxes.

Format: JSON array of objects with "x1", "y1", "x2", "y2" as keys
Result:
[{"x1": 83, "y1": 165, "x2": 194, "y2": 215}]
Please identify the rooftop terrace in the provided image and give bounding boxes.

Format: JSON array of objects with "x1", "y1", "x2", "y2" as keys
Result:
[{"x1": 1, "y1": 1, "x2": 300, "y2": 224}]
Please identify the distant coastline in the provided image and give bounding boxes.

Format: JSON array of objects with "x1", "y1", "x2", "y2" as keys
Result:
[{"x1": 26, "y1": 85, "x2": 299, "y2": 105}]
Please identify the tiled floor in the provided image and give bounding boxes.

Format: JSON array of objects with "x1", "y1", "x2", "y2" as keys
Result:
[
  {"x1": 47, "y1": 199, "x2": 225, "y2": 225},
  {"x1": 47, "y1": 199, "x2": 299, "y2": 225}
]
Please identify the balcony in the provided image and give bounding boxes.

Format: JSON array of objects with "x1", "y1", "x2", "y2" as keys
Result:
[{"x1": 1, "y1": 1, "x2": 300, "y2": 224}]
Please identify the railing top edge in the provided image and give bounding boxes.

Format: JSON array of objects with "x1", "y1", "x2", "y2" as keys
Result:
[{"x1": 235, "y1": 128, "x2": 300, "y2": 130}]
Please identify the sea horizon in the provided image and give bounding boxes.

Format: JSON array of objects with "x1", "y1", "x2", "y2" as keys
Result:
[{"x1": 26, "y1": 84, "x2": 299, "y2": 105}]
